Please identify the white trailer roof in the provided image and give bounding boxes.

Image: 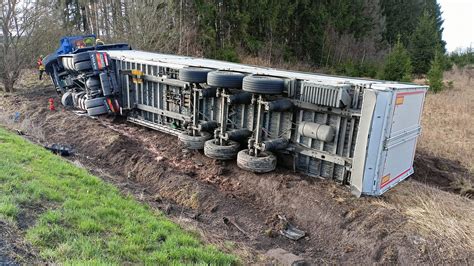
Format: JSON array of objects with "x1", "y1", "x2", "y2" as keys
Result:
[{"x1": 105, "y1": 50, "x2": 427, "y2": 91}]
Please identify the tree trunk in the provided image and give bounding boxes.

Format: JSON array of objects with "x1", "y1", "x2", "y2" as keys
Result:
[
  {"x1": 81, "y1": 4, "x2": 88, "y2": 32},
  {"x1": 103, "y1": 0, "x2": 110, "y2": 38}
]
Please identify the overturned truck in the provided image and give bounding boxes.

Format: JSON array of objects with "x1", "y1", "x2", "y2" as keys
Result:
[{"x1": 44, "y1": 35, "x2": 428, "y2": 197}]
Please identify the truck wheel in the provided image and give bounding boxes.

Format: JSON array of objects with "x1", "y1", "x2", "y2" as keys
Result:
[
  {"x1": 85, "y1": 97, "x2": 106, "y2": 109},
  {"x1": 61, "y1": 57, "x2": 74, "y2": 71},
  {"x1": 61, "y1": 91, "x2": 73, "y2": 107},
  {"x1": 204, "y1": 139, "x2": 240, "y2": 160},
  {"x1": 75, "y1": 93, "x2": 87, "y2": 110},
  {"x1": 72, "y1": 92, "x2": 86, "y2": 107},
  {"x1": 79, "y1": 96, "x2": 87, "y2": 110},
  {"x1": 89, "y1": 89, "x2": 102, "y2": 98},
  {"x1": 207, "y1": 71, "x2": 245, "y2": 88},
  {"x1": 67, "y1": 57, "x2": 75, "y2": 71},
  {"x1": 75, "y1": 61, "x2": 92, "y2": 72},
  {"x1": 178, "y1": 131, "x2": 212, "y2": 150},
  {"x1": 267, "y1": 99, "x2": 294, "y2": 112},
  {"x1": 73, "y1": 52, "x2": 91, "y2": 64},
  {"x1": 243, "y1": 75, "x2": 284, "y2": 94},
  {"x1": 87, "y1": 105, "x2": 108, "y2": 116},
  {"x1": 86, "y1": 76, "x2": 100, "y2": 89},
  {"x1": 179, "y1": 67, "x2": 213, "y2": 83},
  {"x1": 237, "y1": 149, "x2": 277, "y2": 173}
]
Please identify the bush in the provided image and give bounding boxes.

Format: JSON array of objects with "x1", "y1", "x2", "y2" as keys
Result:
[
  {"x1": 334, "y1": 61, "x2": 378, "y2": 78},
  {"x1": 449, "y1": 47, "x2": 474, "y2": 68},
  {"x1": 335, "y1": 61, "x2": 359, "y2": 77},
  {"x1": 441, "y1": 53, "x2": 454, "y2": 71},
  {"x1": 357, "y1": 61, "x2": 379, "y2": 78},
  {"x1": 427, "y1": 51, "x2": 444, "y2": 93},
  {"x1": 214, "y1": 46, "x2": 240, "y2": 63},
  {"x1": 380, "y1": 38, "x2": 413, "y2": 82}
]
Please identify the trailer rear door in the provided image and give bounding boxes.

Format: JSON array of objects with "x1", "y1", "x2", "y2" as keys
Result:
[{"x1": 376, "y1": 88, "x2": 427, "y2": 194}]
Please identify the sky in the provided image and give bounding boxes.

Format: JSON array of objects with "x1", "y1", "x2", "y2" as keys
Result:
[{"x1": 438, "y1": 0, "x2": 474, "y2": 52}]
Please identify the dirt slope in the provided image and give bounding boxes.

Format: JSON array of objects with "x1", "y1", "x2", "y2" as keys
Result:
[{"x1": 0, "y1": 85, "x2": 472, "y2": 264}]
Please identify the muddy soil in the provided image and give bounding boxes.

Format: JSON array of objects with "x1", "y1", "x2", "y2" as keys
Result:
[
  {"x1": 413, "y1": 151, "x2": 473, "y2": 197},
  {"x1": 1, "y1": 86, "x2": 472, "y2": 264},
  {"x1": 0, "y1": 220, "x2": 41, "y2": 265}
]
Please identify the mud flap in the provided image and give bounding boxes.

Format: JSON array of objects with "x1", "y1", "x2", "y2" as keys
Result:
[{"x1": 105, "y1": 97, "x2": 121, "y2": 113}]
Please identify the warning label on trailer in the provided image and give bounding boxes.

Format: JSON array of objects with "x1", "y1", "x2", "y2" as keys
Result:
[
  {"x1": 395, "y1": 96, "x2": 404, "y2": 105},
  {"x1": 381, "y1": 174, "x2": 391, "y2": 186}
]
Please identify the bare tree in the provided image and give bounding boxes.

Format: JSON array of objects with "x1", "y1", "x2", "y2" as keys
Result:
[{"x1": 0, "y1": 0, "x2": 42, "y2": 92}]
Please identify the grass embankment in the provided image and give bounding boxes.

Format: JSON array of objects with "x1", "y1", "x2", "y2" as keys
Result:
[{"x1": 0, "y1": 127, "x2": 236, "y2": 264}]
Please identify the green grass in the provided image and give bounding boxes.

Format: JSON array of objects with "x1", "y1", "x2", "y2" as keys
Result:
[{"x1": 0, "y1": 127, "x2": 236, "y2": 264}]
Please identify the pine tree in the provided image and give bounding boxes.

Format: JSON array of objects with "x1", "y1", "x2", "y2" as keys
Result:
[
  {"x1": 381, "y1": 0, "x2": 423, "y2": 46},
  {"x1": 408, "y1": 12, "x2": 441, "y2": 75},
  {"x1": 427, "y1": 51, "x2": 444, "y2": 93},
  {"x1": 423, "y1": 0, "x2": 446, "y2": 52},
  {"x1": 380, "y1": 38, "x2": 412, "y2": 82}
]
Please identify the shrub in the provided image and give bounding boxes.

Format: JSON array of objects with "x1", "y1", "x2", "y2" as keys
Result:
[
  {"x1": 380, "y1": 38, "x2": 413, "y2": 82},
  {"x1": 449, "y1": 47, "x2": 474, "y2": 68},
  {"x1": 427, "y1": 51, "x2": 444, "y2": 93},
  {"x1": 215, "y1": 47, "x2": 240, "y2": 63},
  {"x1": 334, "y1": 61, "x2": 379, "y2": 78}
]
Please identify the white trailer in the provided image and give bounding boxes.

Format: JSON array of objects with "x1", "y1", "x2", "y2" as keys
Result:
[{"x1": 46, "y1": 42, "x2": 428, "y2": 197}]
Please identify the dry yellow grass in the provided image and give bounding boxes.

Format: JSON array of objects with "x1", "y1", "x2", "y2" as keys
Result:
[
  {"x1": 417, "y1": 67, "x2": 474, "y2": 172},
  {"x1": 386, "y1": 181, "x2": 474, "y2": 251},
  {"x1": 381, "y1": 68, "x2": 474, "y2": 259}
]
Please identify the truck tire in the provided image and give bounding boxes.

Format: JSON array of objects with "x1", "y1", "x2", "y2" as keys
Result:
[
  {"x1": 61, "y1": 57, "x2": 74, "y2": 71},
  {"x1": 237, "y1": 149, "x2": 277, "y2": 173},
  {"x1": 204, "y1": 139, "x2": 240, "y2": 160},
  {"x1": 86, "y1": 77, "x2": 100, "y2": 89},
  {"x1": 197, "y1": 121, "x2": 218, "y2": 132},
  {"x1": 179, "y1": 67, "x2": 212, "y2": 83},
  {"x1": 61, "y1": 91, "x2": 73, "y2": 107},
  {"x1": 267, "y1": 99, "x2": 293, "y2": 112},
  {"x1": 75, "y1": 61, "x2": 92, "y2": 72},
  {"x1": 89, "y1": 89, "x2": 102, "y2": 98},
  {"x1": 207, "y1": 71, "x2": 245, "y2": 88},
  {"x1": 243, "y1": 75, "x2": 284, "y2": 94},
  {"x1": 67, "y1": 57, "x2": 75, "y2": 71},
  {"x1": 78, "y1": 96, "x2": 87, "y2": 110},
  {"x1": 87, "y1": 105, "x2": 108, "y2": 116},
  {"x1": 73, "y1": 91, "x2": 86, "y2": 107},
  {"x1": 73, "y1": 52, "x2": 91, "y2": 64},
  {"x1": 178, "y1": 131, "x2": 212, "y2": 150},
  {"x1": 85, "y1": 97, "x2": 106, "y2": 109}
]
